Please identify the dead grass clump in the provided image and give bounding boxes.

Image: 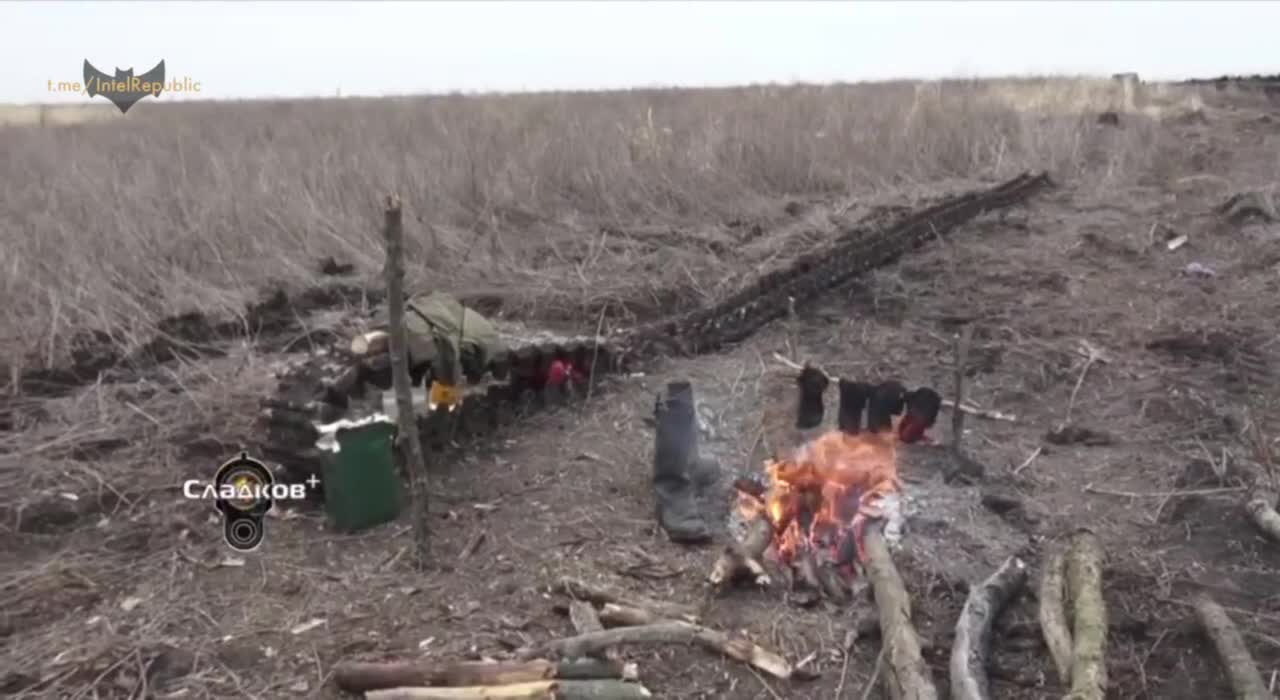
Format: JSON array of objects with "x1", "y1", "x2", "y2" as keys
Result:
[{"x1": 1, "y1": 78, "x2": 1192, "y2": 371}]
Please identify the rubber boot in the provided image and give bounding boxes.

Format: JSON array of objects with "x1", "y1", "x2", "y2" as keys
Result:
[
  {"x1": 795, "y1": 365, "x2": 829, "y2": 430},
  {"x1": 837, "y1": 380, "x2": 875, "y2": 435},
  {"x1": 653, "y1": 381, "x2": 712, "y2": 544}
]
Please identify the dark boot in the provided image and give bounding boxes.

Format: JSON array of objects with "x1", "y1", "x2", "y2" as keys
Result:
[
  {"x1": 837, "y1": 380, "x2": 875, "y2": 434},
  {"x1": 653, "y1": 381, "x2": 712, "y2": 544},
  {"x1": 795, "y1": 365, "x2": 829, "y2": 430}
]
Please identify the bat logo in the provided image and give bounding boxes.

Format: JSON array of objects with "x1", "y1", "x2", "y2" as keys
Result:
[{"x1": 83, "y1": 59, "x2": 165, "y2": 113}]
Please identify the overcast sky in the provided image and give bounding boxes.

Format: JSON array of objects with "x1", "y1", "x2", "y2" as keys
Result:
[{"x1": 4, "y1": 1, "x2": 1278, "y2": 104}]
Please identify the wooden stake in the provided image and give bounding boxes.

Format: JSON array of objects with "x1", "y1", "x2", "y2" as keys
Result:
[
  {"x1": 950, "y1": 325, "x2": 973, "y2": 456},
  {"x1": 1193, "y1": 594, "x2": 1272, "y2": 700},
  {"x1": 1064, "y1": 529, "x2": 1107, "y2": 700},
  {"x1": 949, "y1": 556, "x2": 1028, "y2": 700},
  {"x1": 383, "y1": 193, "x2": 430, "y2": 567},
  {"x1": 862, "y1": 522, "x2": 939, "y2": 700}
]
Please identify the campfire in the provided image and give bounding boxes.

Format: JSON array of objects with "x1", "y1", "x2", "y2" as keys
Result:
[{"x1": 711, "y1": 373, "x2": 935, "y2": 603}]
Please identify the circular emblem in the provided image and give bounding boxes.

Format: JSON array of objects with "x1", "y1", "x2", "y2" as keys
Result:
[{"x1": 214, "y1": 452, "x2": 274, "y2": 518}]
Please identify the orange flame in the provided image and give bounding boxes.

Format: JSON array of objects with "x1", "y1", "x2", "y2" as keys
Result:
[{"x1": 742, "y1": 428, "x2": 902, "y2": 567}]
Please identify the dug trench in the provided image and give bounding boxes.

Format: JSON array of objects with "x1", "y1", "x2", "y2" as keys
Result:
[{"x1": 6, "y1": 126, "x2": 1280, "y2": 698}]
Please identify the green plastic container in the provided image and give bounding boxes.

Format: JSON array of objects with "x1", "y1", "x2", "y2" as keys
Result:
[{"x1": 322, "y1": 421, "x2": 404, "y2": 532}]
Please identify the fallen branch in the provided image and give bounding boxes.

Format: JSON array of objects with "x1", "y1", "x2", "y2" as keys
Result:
[
  {"x1": 771, "y1": 353, "x2": 1015, "y2": 422},
  {"x1": 553, "y1": 577, "x2": 699, "y2": 623},
  {"x1": 517, "y1": 621, "x2": 793, "y2": 680},
  {"x1": 949, "y1": 556, "x2": 1028, "y2": 700},
  {"x1": 1065, "y1": 529, "x2": 1107, "y2": 700},
  {"x1": 708, "y1": 515, "x2": 773, "y2": 589},
  {"x1": 1038, "y1": 547, "x2": 1073, "y2": 685},
  {"x1": 862, "y1": 522, "x2": 939, "y2": 700},
  {"x1": 1244, "y1": 490, "x2": 1280, "y2": 542},
  {"x1": 365, "y1": 680, "x2": 651, "y2": 700},
  {"x1": 1193, "y1": 594, "x2": 1272, "y2": 700},
  {"x1": 570, "y1": 601, "x2": 621, "y2": 662},
  {"x1": 334, "y1": 659, "x2": 632, "y2": 693}
]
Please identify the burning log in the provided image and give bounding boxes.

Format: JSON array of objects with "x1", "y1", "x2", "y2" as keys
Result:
[
  {"x1": 862, "y1": 522, "x2": 939, "y2": 700},
  {"x1": 334, "y1": 659, "x2": 634, "y2": 693},
  {"x1": 518, "y1": 621, "x2": 793, "y2": 680},
  {"x1": 1193, "y1": 594, "x2": 1272, "y2": 700},
  {"x1": 364, "y1": 680, "x2": 652, "y2": 700},
  {"x1": 1064, "y1": 529, "x2": 1107, "y2": 700},
  {"x1": 949, "y1": 556, "x2": 1029, "y2": 700},
  {"x1": 708, "y1": 514, "x2": 773, "y2": 589},
  {"x1": 552, "y1": 578, "x2": 699, "y2": 623},
  {"x1": 1244, "y1": 490, "x2": 1280, "y2": 542},
  {"x1": 1038, "y1": 547, "x2": 1073, "y2": 684}
]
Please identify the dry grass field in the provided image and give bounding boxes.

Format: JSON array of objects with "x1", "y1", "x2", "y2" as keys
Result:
[{"x1": 2, "y1": 75, "x2": 1280, "y2": 699}]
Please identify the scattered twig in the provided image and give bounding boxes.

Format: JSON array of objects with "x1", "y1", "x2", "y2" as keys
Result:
[
  {"x1": 1060, "y1": 340, "x2": 1107, "y2": 431},
  {"x1": 1084, "y1": 484, "x2": 1248, "y2": 499},
  {"x1": 1013, "y1": 446, "x2": 1043, "y2": 476}
]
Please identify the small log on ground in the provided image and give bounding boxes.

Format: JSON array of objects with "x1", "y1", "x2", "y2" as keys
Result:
[
  {"x1": 1038, "y1": 547, "x2": 1073, "y2": 685},
  {"x1": 598, "y1": 603, "x2": 659, "y2": 628},
  {"x1": 334, "y1": 659, "x2": 630, "y2": 693},
  {"x1": 1064, "y1": 529, "x2": 1107, "y2": 700},
  {"x1": 862, "y1": 522, "x2": 940, "y2": 700},
  {"x1": 569, "y1": 601, "x2": 620, "y2": 662},
  {"x1": 518, "y1": 621, "x2": 793, "y2": 680},
  {"x1": 553, "y1": 578, "x2": 698, "y2": 622},
  {"x1": 949, "y1": 556, "x2": 1029, "y2": 700},
  {"x1": 365, "y1": 679, "x2": 652, "y2": 700},
  {"x1": 708, "y1": 515, "x2": 773, "y2": 588},
  {"x1": 1244, "y1": 490, "x2": 1280, "y2": 542},
  {"x1": 1193, "y1": 594, "x2": 1271, "y2": 700}
]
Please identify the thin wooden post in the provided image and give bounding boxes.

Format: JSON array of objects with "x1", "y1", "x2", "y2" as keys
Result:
[{"x1": 383, "y1": 193, "x2": 430, "y2": 567}]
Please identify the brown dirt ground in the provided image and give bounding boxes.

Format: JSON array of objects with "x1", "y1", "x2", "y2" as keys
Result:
[{"x1": 3, "y1": 89, "x2": 1280, "y2": 700}]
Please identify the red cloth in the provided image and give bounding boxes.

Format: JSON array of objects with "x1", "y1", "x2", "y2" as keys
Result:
[
  {"x1": 546, "y1": 359, "x2": 580, "y2": 386},
  {"x1": 897, "y1": 415, "x2": 928, "y2": 444}
]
